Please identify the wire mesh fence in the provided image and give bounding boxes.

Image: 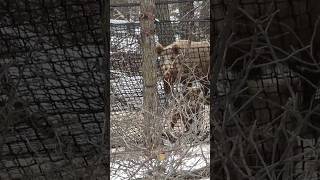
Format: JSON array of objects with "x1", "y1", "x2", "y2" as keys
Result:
[
  {"x1": 2, "y1": 0, "x2": 320, "y2": 179},
  {"x1": 110, "y1": 0, "x2": 210, "y2": 179},
  {"x1": 212, "y1": 0, "x2": 320, "y2": 179},
  {"x1": 0, "y1": 0, "x2": 209, "y2": 178},
  {"x1": 110, "y1": 0, "x2": 210, "y2": 146},
  {"x1": 0, "y1": 0, "x2": 108, "y2": 179}
]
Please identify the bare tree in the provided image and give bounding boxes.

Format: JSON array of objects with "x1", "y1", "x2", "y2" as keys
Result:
[
  {"x1": 140, "y1": 0, "x2": 162, "y2": 161},
  {"x1": 110, "y1": 1, "x2": 210, "y2": 179}
]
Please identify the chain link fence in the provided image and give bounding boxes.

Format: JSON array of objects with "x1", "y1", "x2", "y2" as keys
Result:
[
  {"x1": 212, "y1": 0, "x2": 320, "y2": 179},
  {"x1": 110, "y1": 0, "x2": 210, "y2": 147},
  {"x1": 2, "y1": 0, "x2": 320, "y2": 179},
  {"x1": 0, "y1": 0, "x2": 108, "y2": 179},
  {"x1": 110, "y1": 0, "x2": 210, "y2": 179}
]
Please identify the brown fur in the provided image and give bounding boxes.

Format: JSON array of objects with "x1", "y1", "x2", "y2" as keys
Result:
[
  {"x1": 157, "y1": 40, "x2": 209, "y2": 133},
  {"x1": 156, "y1": 40, "x2": 210, "y2": 96}
]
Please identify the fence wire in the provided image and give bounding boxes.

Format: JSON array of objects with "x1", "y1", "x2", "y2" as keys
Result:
[
  {"x1": 212, "y1": 0, "x2": 320, "y2": 179},
  {"x1": 2, "y1": 0, "x2": 320, "y2": 179},
  {"x1": 0, "y1": 0, "x2": 108, "y2": 179},
  {"x1": 110, "y1": 0, "x2": 210, "y2": 149}
]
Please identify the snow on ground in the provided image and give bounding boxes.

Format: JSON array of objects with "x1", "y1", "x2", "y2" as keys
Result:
[
  {"x1": 110, "y1": 143, "x2": 210, "y2": 180},
  {"x1": 110, "y1": 19, "x2": 131, "y2": 24}
]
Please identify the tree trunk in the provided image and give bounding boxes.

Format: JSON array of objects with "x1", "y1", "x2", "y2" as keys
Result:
[{"x1": 140, "y1": 0, "x2": 161, "y2": 151}]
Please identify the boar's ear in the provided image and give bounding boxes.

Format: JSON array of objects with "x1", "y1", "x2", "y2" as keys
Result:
[
  {"x1": 155, "y1": 43, "x2": 164, "y2": 55},
  {"x1": 171, "y1": 44, "x2": 180, "y2": 55}
]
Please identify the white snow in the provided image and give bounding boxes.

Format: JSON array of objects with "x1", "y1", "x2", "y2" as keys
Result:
[
  {"x1": 110, "y1": 19, "x2": 138, "y2": 24},
  {"x1": 110, "y1": 143, "x2": 210, "y2": 179}
]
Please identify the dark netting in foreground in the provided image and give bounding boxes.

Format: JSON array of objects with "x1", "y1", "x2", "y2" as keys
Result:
[
  {"x1": 5, "y1": 0, "x2": 320, "y2": 178},
  {"x1": 0, "y1": 0, "x2": 210, "y2": 178},
  {"x1": 0, "y1": 0, "x2": 107, "y2": 179},
  {"x1": 212, "y1": 0, "x2": 320, "y2": 179}
]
